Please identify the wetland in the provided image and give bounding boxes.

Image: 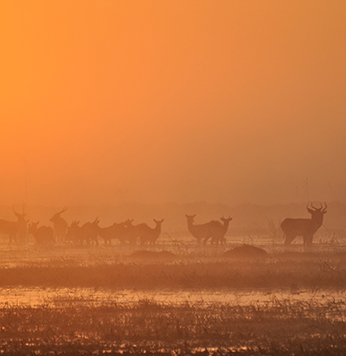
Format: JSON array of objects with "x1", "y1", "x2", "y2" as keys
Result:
[{"x1": 0, "y1": 235, "x2": 346, "y2": 354}]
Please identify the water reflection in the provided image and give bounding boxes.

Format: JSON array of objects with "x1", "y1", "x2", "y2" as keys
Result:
[{"x1": 0, "y1": 286, "x2": 344, "y2": 308}]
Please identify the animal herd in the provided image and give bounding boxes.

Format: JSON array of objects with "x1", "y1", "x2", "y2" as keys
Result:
[{"x1": 0, "y1": 203, "x2": 328, "y2": 250}]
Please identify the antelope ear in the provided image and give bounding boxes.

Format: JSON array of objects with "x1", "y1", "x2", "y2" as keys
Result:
[{"x1": 307, "y1": 208, "x2": 314, "y2": 214}]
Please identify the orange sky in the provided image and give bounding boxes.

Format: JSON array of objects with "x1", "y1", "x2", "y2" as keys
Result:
[{"x1": 1, "y1": 1, "x2": 346, "y2": 206}]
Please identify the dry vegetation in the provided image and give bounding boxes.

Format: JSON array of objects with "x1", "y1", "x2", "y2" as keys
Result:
[
  {"x1": 1, "y1": 297, "x2": 346, "y2": 355},
  {"x1": 1, "y1": 242, "x2": 346, "y2": 354},
  {"x1": 1, "y1": 249, "x2": 346, "y2": 291}
]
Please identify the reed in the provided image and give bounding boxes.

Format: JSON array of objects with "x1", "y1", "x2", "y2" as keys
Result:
[
  {"x1": 0, "y1": 254, "x2": 346, "y2": 290},
  {"x1": 1, "y1": 247, "x2": 346, "y2": 354},
  {"x1": 0, "y1": 297, "x2": 345, "y2": 355}
]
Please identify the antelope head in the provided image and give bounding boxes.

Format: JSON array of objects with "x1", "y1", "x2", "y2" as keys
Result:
[
  {"x1": 13, "y1": 205, "x2": 28, "y2": 222},
  {"x1": 307, "y1": 202, "x2": 327, "y2": 215},
  {"x1": 306, "y1": 202, "x2": 327, "y2": 224},
  {"x1": 50, "y1": 206, "x2": 68, "y2": 222},
  {"x1": 185, "y1": 214, "x2": 196, "y2": 222}
]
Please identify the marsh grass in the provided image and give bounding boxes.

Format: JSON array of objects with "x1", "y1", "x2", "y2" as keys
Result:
[
  {"x1": 0, "y1": 297, "x2": 345, "y2": 355},
  {"x1": 0, "y1": 253, "x2": 346, "y2": 290},
  {"x1": 2, "y1": 247, "x2": 346, "y2": 354}
]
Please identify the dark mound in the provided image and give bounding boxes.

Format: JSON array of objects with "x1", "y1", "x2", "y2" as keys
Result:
[
  {"x1": 223, "y1": 244, "x2": 268, "y2": 259},
  {"x1": 128, "y1": 250, "x2": 177, "y2": 261}
]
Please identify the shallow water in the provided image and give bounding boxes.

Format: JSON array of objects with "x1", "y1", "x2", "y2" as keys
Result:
[
  {"x1": 0, "y1": 286, "x2": 345, "y2": 308},
  {"x1": 0, "y1": 236, "x2": 345, "y2": 311}
]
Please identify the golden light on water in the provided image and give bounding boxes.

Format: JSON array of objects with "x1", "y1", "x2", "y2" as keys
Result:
[{"x1": 1, "y1": 2, "x2": 346, "y2": 353}]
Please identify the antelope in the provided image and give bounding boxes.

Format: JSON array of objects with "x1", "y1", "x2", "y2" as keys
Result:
[
  {"x1": 122, "y1": 219, "x2": 142, "y2": 244},
  {"x1": 13, "y1": 206, "x2": 29, "y2": 244},
  {"x1": 281, "y1": 202, "x2": 327, "y2": 250},
  {"x1": 50, "y1": 206, "x2": 68, "y2": 242},
  {"x1": 98, "y1": 222, "x2": 127, "y2": 245},
  {"x1": 138, "y1": 219, "x2": 164, "y2": 245},
  {"x1": 66, "y1": 221, "x2": 80, "y2": 244},
  {"x1": 210, "y1": 216, "x2": 233, "y2": 245},
  {"x1": 186, "y1": 214, "x2": 220, "y2": 245},
  {"x1": 0, "y1": 206, "x2": 28, "y2": 245},
  {"x1": 28, "y1": 221, "x2": 54, "y2": 245},
  {"x1": 67, "y1": 218, "x2": 100, "y2": 246}
]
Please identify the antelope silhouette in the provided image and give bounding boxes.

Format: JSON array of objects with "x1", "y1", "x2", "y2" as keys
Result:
[
  {"x1": 186, "y1": 214, "x2": 223, "y2": 245},
  {"x1": 50, "y1": 206, "x2": 68, "y2": 242},
  {"x1": 122, "y1": 219, "x2": 142, "y2": 244},
  {"x1": 28, "y1": 221, "x2": 54, "y2": 245},
  {"x1": 13, "y1": 206, "x2": 28, "y2": 244},
  {"x1": 281, "y1": 203, "x2": 327, "y2": 250},
  {"x1": 67, "y1": 218, "x2": 100, "y2": 246},
  {"x1": 98, "y1": 222, "x2": 127, "y2": 245},
  {"x1": 0, "y1": 206, "x2": 28, "y2": 245},
  {"x1": 210, "y1": 216, "x2": 233, "y2": 245},
  {"x1": 138, "y1": 219, "x2": 164, "y2": 245}
]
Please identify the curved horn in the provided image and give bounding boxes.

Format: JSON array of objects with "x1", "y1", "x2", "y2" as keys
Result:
[
  {"x1": 59, "y1": 206, "x2": 68, "y2": 214},
  {"x1": 322, "y1": 202, "x2": 328, "y2": 212},
  {"x1": 310, "y1": 203, "x2": 319, "y2": 211},
  {"x1": 13, "y1": 206, "x2": 24, "y2": 217}
]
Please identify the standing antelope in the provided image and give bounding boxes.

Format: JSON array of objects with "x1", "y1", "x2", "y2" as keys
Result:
[
  {"x1": 281, "y1": 203, "x2": 327, "y2": 250},
  {"x1": 98, "y1": 222, "x2": 127, "y2": 245},
  {"x1": 50, "y1": 206, "x2": 68, "y2": 242},
  {"x1": 210, "y1": 216, "x2": 233, "y2": 245},
  {"x1": 122, "y1": 219, "x2": 142, "y2": 244},
  {"x1": 0, "y1": 206, "x2": 28, "y2": 245},
  {"x1": 13, "y1": 206, "x2": 28, "y2": 244},
  {"x1": 67, "y1": 218, "x2": 100, "y2": 246},
  {"x1": 186, "y1": 214, "x2": 220, "y2": 245},
  {"x1": 138, "y1": 219, "x2": 164, "y2": 245},
  {"x1": 28, "y1": 221, "x2": 54, "y2": 245}
]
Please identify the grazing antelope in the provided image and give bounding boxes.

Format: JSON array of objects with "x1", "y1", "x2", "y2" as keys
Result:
[
  {"x1": 210, "y1": 216, "x2": 233, "y2": 245},
  {"x1": 50, "y1": 206, "x2": 68, "y2": 242},
  {"x1": 98, "y1": 222, "x2": 127, "y2": 245},
  {"x1": 67, "y1": 218, "x2": 100, "y2": 246},
  {"x1": 28, "y1": 221, "x2": 54, "y2": 245},
  {"x1": 186, "y1": 214, "x2": 219, "y2": 245},
  {"x1": 138, "y1": 219, "x2": 164, "y2": 245},
  {"x1": 0, "y1": 206, "x2": 28, "y2": 245},
  {"x1": 281, "y1": 202, "x2": 327, "y2": 250}
]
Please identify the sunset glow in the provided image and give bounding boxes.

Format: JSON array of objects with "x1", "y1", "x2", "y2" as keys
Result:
[{"x1": 1, "y1": 1, "x2": 346, "y2": 206}]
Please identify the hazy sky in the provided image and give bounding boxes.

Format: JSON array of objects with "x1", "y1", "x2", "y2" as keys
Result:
[{"x1": 1, "y1": 1, "x2": 346, "y2": 206}]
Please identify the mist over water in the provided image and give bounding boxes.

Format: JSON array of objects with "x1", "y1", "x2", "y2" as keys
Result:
[{"x1": 1, "y1": 1, "x2": 346, "y2": 353}]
